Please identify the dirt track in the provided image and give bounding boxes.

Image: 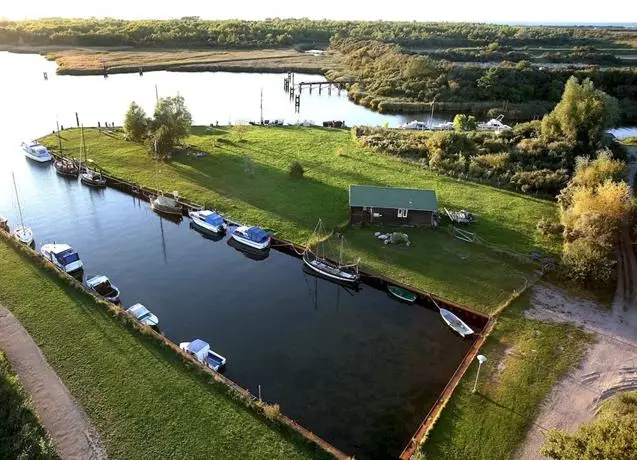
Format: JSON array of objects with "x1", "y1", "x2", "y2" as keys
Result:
[{"x1": 0, "y1": 306, "x2": 107, "y2": 460}]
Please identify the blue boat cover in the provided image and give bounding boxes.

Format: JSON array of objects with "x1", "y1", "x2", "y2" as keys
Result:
[
  {"x1": 204, "y1": 213, "x2": 224, "y2": 226},
  {"x1": 246, "y1": 226, "x2": 269, "y2": 243},
  {"x1": 57, "y1": 249, "x2": 80, "y2": 265},
  {"x1": 189, "y1": 339, "x2": 209, "y2": 353}
]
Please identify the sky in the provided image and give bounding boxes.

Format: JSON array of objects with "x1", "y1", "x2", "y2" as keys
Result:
[{"x1": 2, "y1": 0, "x2": 636, "y2": 24}]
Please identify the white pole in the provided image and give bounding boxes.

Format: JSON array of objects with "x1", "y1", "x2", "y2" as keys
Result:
[
  {"x1": 258, "y1": 385, "x2": 262, "y2": 402},
  {"x1": 472, "y1": 354, "x2": 487, "y2": 393}
]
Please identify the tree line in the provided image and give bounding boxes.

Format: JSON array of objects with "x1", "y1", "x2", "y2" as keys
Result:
[
  {"x1": 329, "y1": 38, "x2": 637, "y2": 122},
  {"x1": 0, "y1": 17, "x2": 628, "y2": 49}
]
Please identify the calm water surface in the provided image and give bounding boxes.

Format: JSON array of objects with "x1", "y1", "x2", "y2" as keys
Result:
[{"x1": 0, "y1": 52, "x2": 477, "y2": 458}]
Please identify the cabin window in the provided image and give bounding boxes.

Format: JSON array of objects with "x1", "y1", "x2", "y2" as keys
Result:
[{"x1": 397, "y1": 208, "x2": 409, "y2": 218}]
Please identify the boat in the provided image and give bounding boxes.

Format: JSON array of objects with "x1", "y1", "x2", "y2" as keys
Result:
[
  {"x1": 227, "y1": 236, "x2": 270, "y2": 260},
  {"x1": 54, "y1": 158, "x2": 80, "y2": 178},
  {"x1": 477, "y1": 115, "x2": 511, "y2": 131},
  {"x1": 429, "y1": 294, "x2": 474, "y2": 337},
  {"x1": 80, "y1": 170, "x2": 107, "y2": 187},
  {"x1": 440, "y1": 308, "x2": 475, "y2": 338},
  {"x1": 126, "y1": 303, "x2": 159, "y2": 327},
  {"x1": 21, "y1": 141, "x2": 52, "y2": 162},
  {"x1": 230, "y1": 225, "x2": 270, "y2": 250},
  {"x1": 11, "y1": 172, "x2": 34, "y2": 247},
  {"x1": 388, "y1": 285, "x2": 418, "y2": 303},
  {"x1": 431, "y1": 121, "x2": 454, "y2": 131},
  {"x1": 302, "y1": 219, "x2": 359, "y2": 284},
  {"x1": 188, "y1": 209, "x2": 226, "y2": 234},
  {"x1": 190, "y1": 222, "x2": 224, "y2": 241},
  {"x1": 151, "y1": 194, "x2": 183, "y2": 217},
  {"x1": 179, "y1": 339, "x2": 227, "y2": 372},
  {"x1": 40, "y1": 243, "x2": 83, "y2": 274},
  {"x1": 399, "y1": 120, "x2": 427, "y2": 130},
  {"x1": 86, "y1": 275, "x2": 121, "y2": 303}
]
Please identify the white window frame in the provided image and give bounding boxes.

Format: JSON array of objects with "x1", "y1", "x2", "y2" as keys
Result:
[{"x1": 397, "y1": 208, "x2": 409, "y2": 218}]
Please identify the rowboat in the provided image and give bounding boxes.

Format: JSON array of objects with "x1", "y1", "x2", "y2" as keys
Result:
[
  {"x1": 440, "y1": 308, "x2": 474, "y2": 338},
  {"x1": 388, "y1": 285, "x2": 417, "y2": 303}
]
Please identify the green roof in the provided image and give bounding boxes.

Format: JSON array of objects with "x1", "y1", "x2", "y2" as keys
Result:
[{"x1": 349, "y1": 185, "x2": 437, "y2": 211}]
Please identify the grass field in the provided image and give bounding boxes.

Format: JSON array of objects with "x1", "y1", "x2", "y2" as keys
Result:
[
  {"x1": 0, "y1": 239, "x2": 331, "y2": 460},
  {"x1": 0, "y1": 350, "x2": 57, "y2": 459},
  {"x1": 40, "y1": 126, "x2": 559, "y2": 314},
  {"x1": 420, "y1": 289, "x2": 591, "y2": 460},
  {"x1": 0, "y1": 45, "x2": 340, "y2": 75}
]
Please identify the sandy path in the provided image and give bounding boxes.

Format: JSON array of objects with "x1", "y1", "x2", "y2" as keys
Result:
[
  {"x1": 0, "y1": 306, "x2": 107, "y2": 460},
  {"x1": 514, "y1": 284, "x2": 637, "y2": 460}
]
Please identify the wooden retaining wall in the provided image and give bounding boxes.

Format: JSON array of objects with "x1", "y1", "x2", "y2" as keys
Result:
[{"x1": 48, "y1": 150, "x2": 492, "y2": 459}]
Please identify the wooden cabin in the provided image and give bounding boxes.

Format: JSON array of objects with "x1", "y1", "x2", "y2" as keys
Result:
[{"x1": 349, "y1": 185, "x2": 437, "y2": 226}]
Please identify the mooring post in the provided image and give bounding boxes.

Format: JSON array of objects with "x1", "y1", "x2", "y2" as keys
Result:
[
  {"x1": 75, "y1": 112, "x2": 80, "y2": 128},
  {"x1": 319, "y1": 84, "x2": 322, "y2": 95},
  {"x1": 258, "y1": 385, "x2": 262, "y2": 402},
  {"x1": 43, "y1": 72, "x2": 48, "y2": 80}
]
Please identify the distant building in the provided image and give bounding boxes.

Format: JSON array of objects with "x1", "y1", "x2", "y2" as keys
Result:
[{"x1": 349, "y1": 185, "x2": 437, "y2": 226}]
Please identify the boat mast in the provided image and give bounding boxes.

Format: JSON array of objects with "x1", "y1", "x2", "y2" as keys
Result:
[
  {"x1": 56, "y1": 120, "x2": 63, "y2": 155},
  {"x1": 11, "y1": 172, "x2": 26, "y2": 230},
  {"x1": 80, "y1": 124, "x2": 87, "y2": 171}
]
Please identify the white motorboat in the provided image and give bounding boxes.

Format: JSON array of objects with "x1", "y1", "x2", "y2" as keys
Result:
[
  {"x1": 40, "y1": 243, "x2": 83, "y2": 274},
  {"x1": 432, "y1": 121, "x2": 454, "y2": 131},
  {"x1": 477, "y1": 115, "x2": 511, "y2": 131},
  {"x1": 399, "y1": 120, "x2": 427, "y2": 130},
  {"x1": 230, "y1": 225, "x2": 270, "y2": 250},
  {"x1": 86, "y1": 275, "x2": 121, "y2": 303},
  {"x1": 11, "y1": 172, "x2": 34, "y2": 246},
  {"x1": 21, "y1": 141, "x2": 52, "y2": 162},
  {"x1": 188, "y1": 210, "x2": 227, "y2": 234},
  {"x1": 126, "y1": 303, "x2": 159, "y2": 327},
  {"x1": 180, "y1": 339, "x2": 227, "y2": 372}
]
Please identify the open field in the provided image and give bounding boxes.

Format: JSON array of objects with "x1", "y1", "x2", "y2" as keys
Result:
[
  {"x1": 40, "y1": 126, "x2": 558, "y2": 313},
  {"x1": 0, "y1": 350, "x2": 58, "y2": 459},
  {"x1": 420, "y1": 286, "x2": 591, "y2": 460},
  {"x1": 0, "y1": 45, "x2": 340, "y2": 75},
  {"x1": 0, "y1": 238, "x2": 331, "y2": 460}
]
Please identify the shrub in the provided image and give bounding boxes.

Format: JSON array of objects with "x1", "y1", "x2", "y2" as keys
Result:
[
  {"x1": 536, "y1": 217, "x2": 563, "y2": 236},
  {"x1": 289, "y1": 160, "x2": 305, "y2": 179},
  {"x1": 263, "y1": 403, "x2": 281, "y2": 420}
]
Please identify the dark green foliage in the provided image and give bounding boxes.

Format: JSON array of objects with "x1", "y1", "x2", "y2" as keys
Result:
[
  {"x1": 536, "y1": 217, "x2": 563, "y2": 236},
  {"x1": 123, "y1": 102, "x2": 148, "y2": 142},
  {"x1": 0, "y1": 352, "x2": 58, "y2": 460},
  {"x1": 541, "y1": 392, "x2": 637, "y2": 460},
  {"x1": 289, "y1": 160, "x2": 305, "y2": 179},
  {"x1": 453, "y1": 114, "x2": 477, "y2": 132},
  {"x1": 151, "y1": 96, "x2": 192, "y2": 148}
]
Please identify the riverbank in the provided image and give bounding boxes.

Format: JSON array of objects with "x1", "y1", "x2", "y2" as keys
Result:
[
  {"x1": 0, "y1": 235, "x2": 333, "y2": 459},
  {"x1": 0, "y1": 45, "x2": 341, "y2": 75},
  {"x1": 39, "y1": 125, "x2": 558, "y2": 314}
]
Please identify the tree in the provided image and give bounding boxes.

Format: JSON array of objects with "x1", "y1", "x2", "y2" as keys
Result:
[
  {"x1": 453, "y1": 114, "x2": 477, "y2": 132},
  {"x1": 151, "y1": 95, "x2": 192, "y2": 150},
  {"x1": 541, "y1": 77, "x2": 619, "y2": 152},
  {"x1": 541, "y1": 392, "x2": 637, "y2": 460},
  {"x1": 148, "y1": 125, "x2": 173, "y2": 160},
  {"x1": 123, "y1": 102, "x2": 148, "y2": 142}
]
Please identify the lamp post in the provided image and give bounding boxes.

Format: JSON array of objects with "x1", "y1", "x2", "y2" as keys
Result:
[{"x1": 472, "y1": 354, "x2": 488, "y2": 393}]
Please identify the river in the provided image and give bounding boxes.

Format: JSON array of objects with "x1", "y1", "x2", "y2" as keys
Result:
[{"x1": 0, "y1": 52, "x2": 478, "y2": 458}]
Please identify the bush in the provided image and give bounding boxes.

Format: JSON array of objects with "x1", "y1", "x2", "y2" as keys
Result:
[
  {"x1": 536, "y1": 217, "x2": 563, "y2": 236},
  {"x1": 289, "y1": 160, "x2": 305, "y2": 179}
]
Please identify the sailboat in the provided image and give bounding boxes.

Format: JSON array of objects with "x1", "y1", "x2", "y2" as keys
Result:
[
  {"x1": 429, "y1": 295, "x2": 474, "y2": 338},
  {"x1": 11, "y1": 172, "x2": 34, "y2": 247},
  {"x1": 53, "y1": 124, "x2": 80, "y2": 178},
  {"x1": 79, "y1": 127, "x2": 107, "y2": 187},
  {"x1": 302, "y1": 219, "x2": 360, "y2": 284}
]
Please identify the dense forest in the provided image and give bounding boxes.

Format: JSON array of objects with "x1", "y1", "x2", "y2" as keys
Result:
[
  {"x1": 0, "y1": 18, "x2": 635, "y2": 49},
  {"x1": 329, "y1": 38, "x2": 637, "y2": 122}
]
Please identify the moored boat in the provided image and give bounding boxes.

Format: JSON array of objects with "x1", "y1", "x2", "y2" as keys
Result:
[
  {"x1": 22, "y1": 141, "x2": 52, "y2": 162},
  {"x1": 86, "y1": 275, "x2": 121, "y2": 303},
  {"x1": 54, "y1": 158, "x2": 80, "y2": 178},
  {"x1": 180, "y1": 339, "x2": 227, "y2": 372},
  {"x1": 11, "y1": 172, "x2": 34, "y2": 247},
  {"x1": 188, "y1": 209, "x2": 226, "y2": 234},
  {"x1": 388, "y1": 285, "x2": 418, "y2": 303},
  {"x1": 126, "y1": 303, "x2": 159, "y2": 327},
  {"x1": 80, "y1": 170, "x2": 107, "y2": 187},
  {"x1": 151, "y1": 195, "x2": 183, "y2": 217},
  {"x1": 230, "y1": 225, "x2": 270, "y2": 250},
  {"x1": 439, "y1": 308, "x2": 475, "y2": 338},
  {"x1": 303, "y1": 250, "x2": 359, "y2": 284},
  {"x1": 41, "y1": 243, "x2": 83, "y2": 274}
]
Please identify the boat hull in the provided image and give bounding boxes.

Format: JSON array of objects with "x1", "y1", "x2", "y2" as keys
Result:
[
  {"x1": 440, "y1": 308, "x2": 474, "y2": 338},
  {"x1": 80, "y1": 174, "x2": 107, "y2": 187},
  {"x1": 388, "y1": 286, "x2": 417, "y2": 303},
  {"x1": 302, "y1": 253, "x2": 359, "y2": 284},
  {"x1": 230, "y1": 233, "x2": 270, "y2": 250},
  {"x1": 189, "y1": 212, "x2": 226, "y2": 234},
  {"x1": 25, "y1": 152, "x2": 53, "y2": 162},
  {"x1": 13, "y1": 226, "x2": 34, "y2": 247},
  {"x1": 151, "y1": 202, "x2": 183, "y2": 216}
]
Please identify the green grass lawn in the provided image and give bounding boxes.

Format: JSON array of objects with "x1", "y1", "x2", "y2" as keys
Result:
[
  {"x1": 420, "y1": 288, "x2": 591, "y2": 460},
  {"x1": 41, "y1": 126, "x2": 558, "y2": 314},
  {"x1": 0, "y1": 351, "x2": 57, "y2": 460},
  {"x1": 0, "y1": 239, "x2": 331, "y2": 460}
]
